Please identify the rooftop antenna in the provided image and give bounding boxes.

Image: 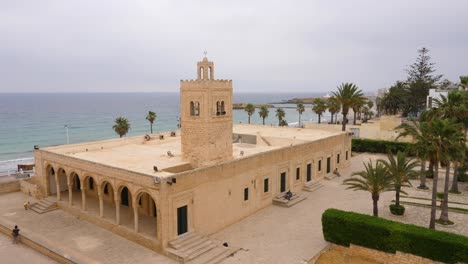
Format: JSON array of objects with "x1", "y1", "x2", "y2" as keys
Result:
[{"x1": 203, "y1": 51, "x2": 207, "y2": 57}]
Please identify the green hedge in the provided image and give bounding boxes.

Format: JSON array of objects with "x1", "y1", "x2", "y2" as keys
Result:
[
  {"x1": 322, "y1": 208, "x2": 468, "y2": 263},
  {"x1": 351, "y1": 138, "x2": 413, "y2": 155}
]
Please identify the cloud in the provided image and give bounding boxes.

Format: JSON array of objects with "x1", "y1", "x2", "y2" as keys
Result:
[{"x1": 1, "y1": 0, "x2": 467, "y2": 93}]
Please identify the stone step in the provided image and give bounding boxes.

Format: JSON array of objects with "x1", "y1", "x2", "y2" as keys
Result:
[
  {"x1": 325, "y1": 174, "x2": 337, "y2": 180},
  {"x1": 273, "y1": 194, "x2": 307, "y2": 208},
  {"x1": 302, "y1": 182, "x2": 323, "y2": 192},
  {"x1": 181, "y1": 237, "x2": 210, "y2": 254},
  {"x1": 185, "y1": 241, "x2": 217, "y2": 261},
  {"x1": 170, "y1": 233, "x2": 203, "y2": 250}
]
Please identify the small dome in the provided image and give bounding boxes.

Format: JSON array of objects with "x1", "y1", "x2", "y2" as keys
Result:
[{"x1": 202, "y1": 57, "x2": 209, "y2": 62}]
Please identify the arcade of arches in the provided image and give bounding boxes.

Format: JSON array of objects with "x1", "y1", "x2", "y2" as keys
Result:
[{"x1": 45, "y1": 164, "x2": 159, "y2": 239}]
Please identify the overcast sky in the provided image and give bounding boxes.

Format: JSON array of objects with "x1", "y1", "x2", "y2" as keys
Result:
[{"x1": 1, "y1": 0, "x2": 467, "y2": 93}]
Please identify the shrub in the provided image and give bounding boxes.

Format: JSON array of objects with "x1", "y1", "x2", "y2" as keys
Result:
[
  {"x1": 389, "y1": 204, "x2": 405, "y2": 215},
  {"x1": 457, "y1": 165, "x2": 468, "y2": 182},
  {"x1": 322, "y1": 208, "x2": 468, "y2": 263},
  {"x1": 351, "y1": 138, "x2": 414, "y2": 155}
]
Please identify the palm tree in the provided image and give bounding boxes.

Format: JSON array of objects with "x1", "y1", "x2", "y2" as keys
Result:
[
  {"x1": 332, "y1": 83, "x2": 365, "y2": 131},
  {"x1": 378, "y1": 151, "x2": 419, "y2": 209},
  {"x1": 244, "y1": 103, "x2": 255, "y2": 124},
  {"x1": 424, "y1": 119, "x2": 462, "y2": 229},
  {"x1": 343, "y1": 160, "x2": 394, "y2": 217},
  {"x1": 327, "y1": 97, "x2": 340, "y2": 124},
  {"x1": 146, "y1": 111, "x2": 157, "y2": 134},
  {"x1": 438, "y1": 123, "x2": 464, "y2": 224},
  {"x1": 433, "y1": 91, "x2": 468, "y2": 192},
  {"x1": 312, "y1": 98, "x2": 327, "y2": 124},
  {"x1": 352, "y1": 98, "x2": 366, "y2": 125},
  {"x1": 275, "y1": 108, "x2": 285, "y2": 126},
  {"x1": 113, "y1": 117, "x2": 131, "y2": 138},
  {"x1": 258, "y1": 106, "x2": 269, "y2": 125},
  {"x1": 296, "y1": 103, "x2": 305, "y2": 127}
]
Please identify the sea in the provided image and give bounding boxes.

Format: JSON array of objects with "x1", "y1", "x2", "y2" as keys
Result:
[{"x1": 0, "y1": 92, "x2": 333, "y2": 173}]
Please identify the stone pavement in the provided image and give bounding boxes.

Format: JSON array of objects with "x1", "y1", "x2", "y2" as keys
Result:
[
  {"x1": 0, "y1": 192, "x2": 176, "y2": 264},
  {"x1": 0, "y1": 232, "x2": 57, "y2": 264}
]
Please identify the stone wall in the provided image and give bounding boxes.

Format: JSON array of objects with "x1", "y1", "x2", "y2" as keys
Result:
[
  {"x1": 20, "y1": 177, "x2": 43, "y2": 199},
  {"x1": 329, "y1": 244, "x2": 438, "y2": 264},
  {"x1": 0, "y1": 179, "x2": 20, "y2": 195}
]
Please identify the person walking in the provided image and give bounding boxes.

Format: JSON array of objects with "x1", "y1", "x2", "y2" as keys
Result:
[
  {"x1": 23, "y1": 201, "x2": 30, "y2": 210},
  {"x1": 12, "y1": 225, "x2": 20, "y2": 244}
]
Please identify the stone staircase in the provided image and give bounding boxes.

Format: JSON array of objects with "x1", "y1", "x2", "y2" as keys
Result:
[
  {"x1": 30, "y1": 197, "x2": 58, "y2": 214},
  {"x1": 272, "y1": 193, "x2": 306, "y2": 208},
  {"x1": 167, "y1": 233, "x2": 239, "y2": 264},
  {"x1": 302, "y1": 181, "x2": 323, "y2": 192},
  {"x1": 325, "y1": 173, "x2": 338, "y2": 180}
]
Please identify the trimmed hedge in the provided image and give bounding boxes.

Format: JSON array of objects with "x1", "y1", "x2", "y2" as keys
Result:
[
  {"x1": 322, "y1": 208, "x2": 468, "y2": 263},
  {"x1": 389, "y1": 204, "x2": 405, "y2": 215},
  {"x1": 351, "y1": 138, "x2": 414, "y2": 155}
]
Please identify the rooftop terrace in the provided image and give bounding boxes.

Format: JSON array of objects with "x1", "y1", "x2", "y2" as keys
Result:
[{"x1": 43, "y1": 125, "x2": 344, "y2": 177}]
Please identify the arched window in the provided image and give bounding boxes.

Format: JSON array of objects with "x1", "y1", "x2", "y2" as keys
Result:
[
  {"x1": 190, "y1": 101, "x2": 195, "y2": 116},
  {"x1": 216, "y1": 101, "x2": 221, "y2": 115},
  {"x1": 194, "y1": 101, "x2": 200, "y2": 116},
  {"x1": 200, "y1": 67, "x2": 204, "y2": 80},
  {"x1": 208, "y1": 67, "x2": 212, "y2": 80},
  {"x1": 221, "y1": 101, "x2": 226, "y2": 115}
]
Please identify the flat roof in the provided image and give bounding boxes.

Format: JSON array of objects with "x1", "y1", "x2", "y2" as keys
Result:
[{"x1": 44, "y1": 125, "x2": 343, "y2": 177}]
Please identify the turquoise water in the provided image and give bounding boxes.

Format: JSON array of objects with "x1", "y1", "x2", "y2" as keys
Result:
[{"x1": 0, "y1": 92, "x2": 331, "y2": 170}]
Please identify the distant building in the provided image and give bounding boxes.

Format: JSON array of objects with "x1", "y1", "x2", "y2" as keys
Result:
[{"x1": 426, "y1": 84, "x2": 459, "y2": 108}]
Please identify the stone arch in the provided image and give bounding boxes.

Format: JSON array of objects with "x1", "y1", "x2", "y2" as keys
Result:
[
  {"x1": 216, "y1": 101, "x2": 221, "y2": 115},
  {"x1": 208, "y1": 66, "x2": 212, "y2": 80},
  {"x1": 115, "y1": 184, "x2": 135, "y2": 229},
  {"x1": 46, "y1": 164, "x2": 56, "y2": 196},
  {"x1": 55, "y1": 167, "x2": 68, "y2": 201},
  {"x1": 200, "y1": 67, "x2": 204, "y2": 79},
  {"x1": 221, "y1": 101, "x2": 225, "y2": 115},
  {"x1": 134, "y1": 190, "x2": 158, "y2": 237}
]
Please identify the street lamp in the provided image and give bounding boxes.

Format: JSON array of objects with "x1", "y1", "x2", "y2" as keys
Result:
[{"x1": 64, "y1": 125, "x2": 69, "y2": 144}]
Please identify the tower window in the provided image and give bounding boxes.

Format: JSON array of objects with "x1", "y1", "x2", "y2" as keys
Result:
[
  {"x1": 200, "y1": 67, "x2": 204, "y2": 80},
  {"x1": 264, "y1": 178, "x2": 269, "y2": 193},
  {"x1": 296, "y1": 167, "x2": 300, "y2": 180},
  {"x1": 190, "y1": 101, "x2": 195, "y2": 116},
  {"x1": 337, "y1": 154, "x2": 340, "y2": 164},
  {"x1": 194, "y1": 101, "x2": 200, "y2": 116},
  {"x1": 244, "y1": 188, "x2": 249, "y2": 201},
  {"x1": 216, "y1": 101, "x2": 221, "y2": 115},
  {"x1": 318, "y1": 160, "x2": 322, "y2": 172},
  {"x1": 208, "y1": 66, "x2": 212, "y2": 80},
  {"x1": 221, "y1": 101, "x2": 226, "y2": 115}
]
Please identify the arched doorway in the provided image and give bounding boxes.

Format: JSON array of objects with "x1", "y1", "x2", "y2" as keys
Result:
[
  {"x1": 81, "y1": 175, "x2": 98, "y2": 213},
  {"x1": 135, "y1": 191, "x2": 157, "y2": 237},
  {"x1": 56, "y1": 168, "x2": 68, "y2": 201},
  {"x1": 47, "y1": 165, "x2": 56, "y2": 196},
  {"x1": 100, "y1": 181, "x2": 115, "y2": 221},
  {"x1": 118, "y1": 186, "x2": 134, "y2": 229},
  {"x1": 69, "y1": 172, "x2": 81, "y2": 206}
]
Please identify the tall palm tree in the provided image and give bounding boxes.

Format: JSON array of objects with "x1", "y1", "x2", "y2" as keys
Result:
[
  {"x1": 424, "y1": 119, "x2": 462, "y2": 229},
  {"x1": 312, "y1": 98, "x2": 327, "y2": 124},
  {"x1": 327, "y1": 97, "x2": 340, "y2": 124},
  {"x1": 343, "y1": 160, "x2": 394, "y2": 217},
  {"x1": 244, "y1": 103, "x2": 255, "y2": 124},
  {"x1": 352, "y1": 98, "x2": 366, "y2": 125},
  {"x1": 296, "y1": 103, "x2": 305, "y2": 127},
  {"x1": 397, "y1": 112, "x2": 433, "y2": 190},
  {"x1": 332, "y1": 83, "x2": 365, "y2": 131},
  {"x1": 433, "y1": 91, "x2": 468, "y2": 192},
  {"x1": 378, "y1": 151, "x2": 419, "y2": 208},
  {"x1": 275, "y1": 108, "x2": 285, "y2": 126},
  {"x1": 113, "y1": 117, "x2": 131, "y2": 138},
  {"x1": 258, "y1": 106, "x2": 269, "y2": 125},
  {"x1": 146, "y1": 111, "x2": 157, "y2": 134},
  {"x1": 438, "y1": 124, "x2": 464, "y2": 224}
]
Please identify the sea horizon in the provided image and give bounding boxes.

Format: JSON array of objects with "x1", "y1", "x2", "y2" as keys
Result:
[{"x1": 0, "y1": 92, "x2": 334, "y2": 172}]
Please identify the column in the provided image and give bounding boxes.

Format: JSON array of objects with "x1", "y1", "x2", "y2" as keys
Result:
[
  {"x1": 98, "y1": 187, "x2": 104, "y2": 218},
  {"x1": 115, "y1": 193, "x2": 121, "y2": 225},
  {"x1": 55, "y1": 174, "x2": 61, "y2": 201},
  {"x1": 81, "y1": 185, "x2": 87, "y2": 211},
  {"x1": 133, "y1": 202, "x2": 139, "y2": 233},
  {"x1": 68, "y1": 184, "x2": 73, "y2": 206}
]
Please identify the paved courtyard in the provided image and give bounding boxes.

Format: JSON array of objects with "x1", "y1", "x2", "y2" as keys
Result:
[
  {"x1": 0, "y1": 153, "x2": 466, "y2": 264},
  {"x1": 0, "y1": 232, "x2": 57, "y2": 264}
]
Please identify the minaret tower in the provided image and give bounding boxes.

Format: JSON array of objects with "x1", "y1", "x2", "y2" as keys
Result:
[{"x1": 180, "y1": 56, "x2": 233, "y2": 167}]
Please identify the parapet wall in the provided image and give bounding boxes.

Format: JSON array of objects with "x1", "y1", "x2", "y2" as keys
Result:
[{"x1": 0, "y1": 179, "x2": 20, "y2": 195}]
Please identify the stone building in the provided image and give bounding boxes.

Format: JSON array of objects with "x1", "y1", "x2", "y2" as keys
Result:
[{"x1": 32, "y1": 57, "x2": 352, "y2": 262}]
